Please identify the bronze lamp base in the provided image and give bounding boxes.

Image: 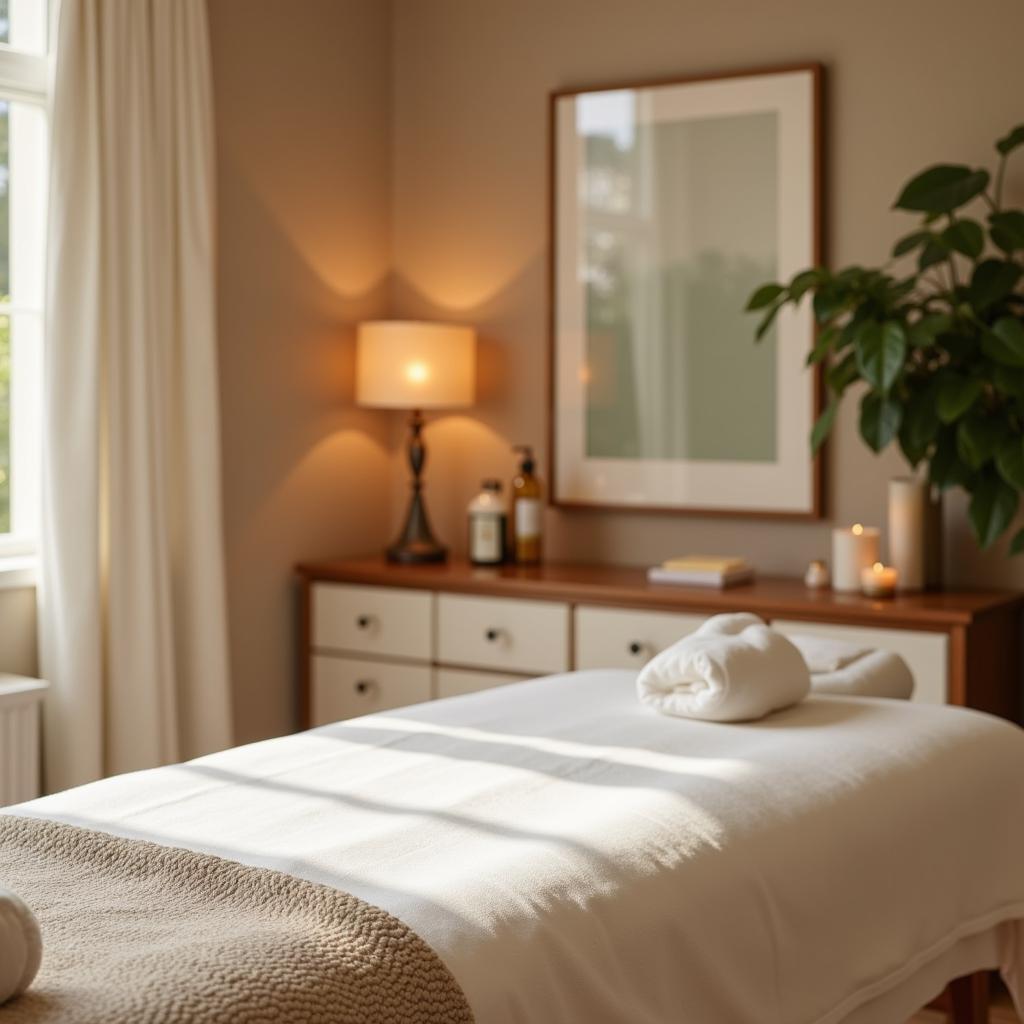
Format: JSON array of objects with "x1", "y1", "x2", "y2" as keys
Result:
[{"x1": 387, "y1": 408, "x2": 447, "y2": 564}]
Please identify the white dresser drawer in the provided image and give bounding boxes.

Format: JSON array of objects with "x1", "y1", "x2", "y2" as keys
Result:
[
  {"x1": 770, "y1": 619, "x2": 948, "y2": 704},
  {"x1": 575, "y1": 605, "x2": 707, "y2": 670},
  {"x1": 436, "y1": 667, "x2": 528, "y2": 699},
  {"x1": 437, "y1": 594, "x2": 569, "y2": 674},
  {"x1": 312, "y1": 583, "x2": 432, "y2": 661},
  {"x1": 311, "y1": 655, "x2": 432, "y2": 726}
]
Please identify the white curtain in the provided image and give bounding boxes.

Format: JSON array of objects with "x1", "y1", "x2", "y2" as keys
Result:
[{"x1": 40, "y1": 0, "x2": 232, "y2": 792}]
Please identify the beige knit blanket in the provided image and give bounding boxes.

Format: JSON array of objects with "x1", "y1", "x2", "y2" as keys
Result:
[{"x1": 0, "y1": 816, "x2": 474, "y2": 1023}]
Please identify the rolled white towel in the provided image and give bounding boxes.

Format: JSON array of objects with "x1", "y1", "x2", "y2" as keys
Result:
[
  {"x1": 637, "y1": 613, "x2": 811, "y2": 722},
  {"x1": 0, "y1": 889, "x2": 42, "y2": 1004},
  {"x1": 809, "y1": 648, "x2": 914, "y2": 700},
  {"x1": 788, "y1": 632, "x2": 870, "y2": 673}
]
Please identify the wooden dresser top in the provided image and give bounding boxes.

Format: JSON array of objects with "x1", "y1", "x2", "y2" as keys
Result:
[{"x1": 296, "y1": 557, "x2": 1024, "y2": 631}]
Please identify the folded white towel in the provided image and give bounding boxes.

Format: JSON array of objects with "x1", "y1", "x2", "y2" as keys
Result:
[
  {"x1": 788, "y1": 633, "x2": 870, "y2": 673},
  {"x1": 0, "y1": 889, "x2": 41, "y2": 1005},
  {"x1": 636, "y1": 613, "x2": 811, "y2": 722},
  {"x1": 810, "y1": 648, "x2": 914, "y2": 700}
]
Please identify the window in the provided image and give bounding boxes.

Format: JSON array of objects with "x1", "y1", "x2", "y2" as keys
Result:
[{"x1": 0, "y1": 0, "x2": 48, "y2": 557}]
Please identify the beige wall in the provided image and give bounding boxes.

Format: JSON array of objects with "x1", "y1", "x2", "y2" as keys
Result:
[
  {"x1": 390, "y1": 0, "x2": 1024, "y2": 587},
  {"x1": 208, "y1": 0, "x2": 394, "y2": 743}
]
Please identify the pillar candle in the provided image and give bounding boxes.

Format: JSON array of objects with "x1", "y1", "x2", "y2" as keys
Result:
[
  {"x1": 888, "y1": 477, "x2": 927, "y2": 592},
  {"x1": 831, "y1": 524, "x2": 881, "y2": 592}
]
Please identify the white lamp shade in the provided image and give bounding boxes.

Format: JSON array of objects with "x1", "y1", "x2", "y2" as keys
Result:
[{"x1": 356, "y1": 320, "x2": 475, "y2": 409}]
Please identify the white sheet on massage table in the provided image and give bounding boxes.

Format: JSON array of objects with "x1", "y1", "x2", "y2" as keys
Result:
[{"x1": 12, "y1": 670, "x2": 1024, "y2": 1024}]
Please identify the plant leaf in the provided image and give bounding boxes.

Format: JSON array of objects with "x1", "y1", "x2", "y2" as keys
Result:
[
  {"x1": 894, "y1": 165, "x2": 991, "y2": 214},
  {"x1": 989, "y1": 210, "x2": 1024, "y2": 253},
  {"x1": 755, "y1": 300, "x2": 783, "y2": 341},
  {"x1": 981, "y1": 317, "x2": 1024, "y2": 367},
  {"x1": 810, "y1": 401, "x2": 838, "y2": 455},
  {"x1": 969, "y1": 259, "x2": 1023, "y2": 311},
  {"x1": 892, "y1": 230, "x2": 933, "y2": 258},
  {"x1": 812, "y1": 288, "x2": 845, "y2": 325},
  {"x1": 938, "y1": 329, "x2": 978, "y2": 361},
  {"x1": 859, "y1": 393, "x2": 902, "y2": 453},
  {"x1": 929, "y1": 431, "x2": 972, "y2": 490},
  {"x1": 806, "y1": 325, "x2": 839, "y2": 366},
  {"x1": 747, "y1": 283, "x2": 785, "y2": 311},
  {"x1": 940, "y1": 219, "x2": 984, "y2": 259},
  {"x1": 788, "y1": 268, "x2": 824, "y2": 302},
  {"x1": 957, "y1": 414, "x2": 1002, "y2": 469},
  {"x1": 907, "y1": 313, "x2": 952, "y2": 347},
  {"x1": 918, "y1": 238, "x2": 951, "y2": 272},
  {"x1": 995, "y1": 437, "x2": 1024, "y2": 490},
  {"x1": 899, "y1": 389, "x2": 940, "y2": 465},
  {"x1": 936, "y1": 373, "x2": 984, "y2": 423},
  {"x1": 1011, "y1": 526, "x2": 1024, "y2": 556},
  {"x1": 997, "y1": 124, "x2": 1024, "y2": 156},
  {"x1": 968, "y1": 472, "x2": 1019, "y2": 549},
  {"x1": 827, "y1": 351, "x2": 859, "y2": 395},
  {"x1": 838, "y1": 311, "x2": 871, "y2": 351},
  {"x1": 993, "y1": 364, "x2": 1024, "y2": 400},
  {"x1": 886, "y1": 276, "x2": 917, "y2": 303},
  {"x1": 855, "y1": 321, "x2": 906, "y2": 392}
]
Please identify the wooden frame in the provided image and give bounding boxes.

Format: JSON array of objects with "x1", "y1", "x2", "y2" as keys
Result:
[{"x1": 547, "y1": 62, "x2": 826, "y2": 520}]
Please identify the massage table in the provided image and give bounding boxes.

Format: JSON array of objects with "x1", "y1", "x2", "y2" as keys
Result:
[{"x1": 5, "y1": 668, "x2": 1024, "y2": 1023}]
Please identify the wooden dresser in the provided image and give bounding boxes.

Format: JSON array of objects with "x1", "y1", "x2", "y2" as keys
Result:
[{"x1": 295, "y1": 557, "x2": 1024, "y2": 730}]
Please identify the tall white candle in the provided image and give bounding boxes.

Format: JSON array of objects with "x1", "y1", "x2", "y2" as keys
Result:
[
  {"x1": 888, "y1": 477, "x2": 926, "y2": 591},
  {"x1": 831, "y1": 524, "x2": 881, "y2": 592}
]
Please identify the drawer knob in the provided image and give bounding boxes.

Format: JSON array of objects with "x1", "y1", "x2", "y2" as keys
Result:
[
  {"x1": 355, "y1": 615, "x2": 375, "y2": 630},
  {"x1": 628, "y1": 641, "x2": 644, "y2": 657},
  {"x1": 354, "y1": 679, "x2": 376, "y2": 695},
  {"x1": 485, "y1": 628, "x2": 502, "y2": 643}
]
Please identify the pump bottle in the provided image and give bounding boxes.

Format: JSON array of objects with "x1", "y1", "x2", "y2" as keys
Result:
[{"x1": 511, "y1": 445, "x2": 542, "y2": 565}]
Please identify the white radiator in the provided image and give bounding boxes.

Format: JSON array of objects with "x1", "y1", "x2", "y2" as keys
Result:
[{"x1": 0, "y1": 675, "x2": 47, "y2": 806}]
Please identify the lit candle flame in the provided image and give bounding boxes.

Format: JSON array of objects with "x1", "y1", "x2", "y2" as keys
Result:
[
  {"x1": 873, "y1": 562, "x2": 884, "y2": 573},
  {"x1": 852, "y1": 524, "x2": 864, "y2": 536}
]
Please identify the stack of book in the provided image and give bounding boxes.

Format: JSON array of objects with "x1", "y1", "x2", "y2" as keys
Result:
[{"x1": 647, "y1": 555, "x2": 755, "y2": 589}]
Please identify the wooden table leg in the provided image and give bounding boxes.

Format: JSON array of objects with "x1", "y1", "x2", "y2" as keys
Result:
[{"x1": 949, "y1": 972, "x2": 989, "y2": 1024}]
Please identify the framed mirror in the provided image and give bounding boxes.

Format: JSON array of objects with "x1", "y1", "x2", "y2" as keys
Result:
[{"x1": 549, "y1": 63, "x2": 823, "y2": 518}]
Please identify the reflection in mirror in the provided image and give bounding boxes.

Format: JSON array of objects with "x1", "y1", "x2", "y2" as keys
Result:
[{"x1": 578, "y1": 91, "x2": 778, "y2": 463}]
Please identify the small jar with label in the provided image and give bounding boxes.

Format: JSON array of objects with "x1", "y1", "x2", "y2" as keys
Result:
[{"x1": 468, "y1": 480, "x2": 507, "y2": 566}]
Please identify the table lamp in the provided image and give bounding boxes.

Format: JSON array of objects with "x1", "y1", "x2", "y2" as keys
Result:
[{"x1": 357, "y1": 320, "x2": 475, "y2": 563}]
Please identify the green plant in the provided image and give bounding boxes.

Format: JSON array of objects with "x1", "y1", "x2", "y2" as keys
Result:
[{"x1": 748, "y1": 124, "x2": 1024, "y2": 553}]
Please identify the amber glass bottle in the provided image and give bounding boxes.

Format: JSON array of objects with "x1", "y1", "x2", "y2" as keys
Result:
[{"x1": 511, "y1": 445, "x2": 542, "y2": 565}]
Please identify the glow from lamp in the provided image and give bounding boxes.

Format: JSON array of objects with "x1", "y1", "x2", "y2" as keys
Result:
[
  {"x1": 356, "y1": 320, "x2": 474, "y2": 410},
  {"x1": 405, "y1": 361, "x2": 430, "y2": 384}
]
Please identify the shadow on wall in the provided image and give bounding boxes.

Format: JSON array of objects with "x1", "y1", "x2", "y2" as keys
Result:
[
  {"x1": 388, "y1": 258, "x2": 551, "y2": 558},
  {"x1": 216, "y1": 157, "x2": 394, "y2": 745}
]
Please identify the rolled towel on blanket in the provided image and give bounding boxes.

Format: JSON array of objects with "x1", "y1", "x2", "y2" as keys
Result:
[
  {"x1": 806, "y1": 647, "x2": 914, "y2": 700},
  {"x1": 637, "y1": 613, "x2": 810, "y2": 722},
  {"x1": 787, "y1": 632, "x2": 870, "y2": 673},
  {"x1": 0, "y1": 888, "x2": 42, "y2": 1004}
]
